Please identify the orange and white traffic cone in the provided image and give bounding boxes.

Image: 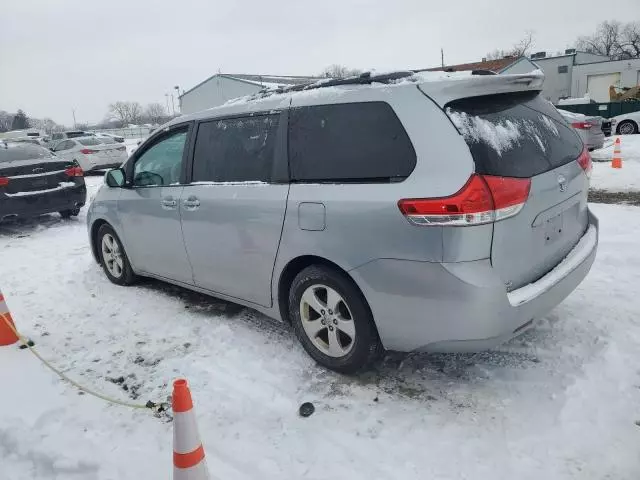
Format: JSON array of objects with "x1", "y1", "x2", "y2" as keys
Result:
[
  {"x1": 612, "y1": 137, "x2": 623, "y2": 169},
  {"x1": 173, "y1": 379, "x2": 210, "y2": 480},
  {"x1": 0, "y1": 289, "x2": 19, "y2": 346}
]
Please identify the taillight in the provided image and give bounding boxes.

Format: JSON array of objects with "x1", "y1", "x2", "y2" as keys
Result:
[
  {"x1": 577, "y1": 147, "x2": 592, "y2": 179},
  {"x1": 0, "y1": 177, "x2": 8, "y2": 187},
  {"x1": 80, "y1": 148, "x2": 98, "y2": 154},
  {"x1": 398, "y1": 174, "x2": 531, "y2": 226},
  {"x1": 571, "y1": 122, "x2": 592, "y2": 129},
  {"x1": 64, "y1": 166, "x2": 84, "y2": 177}
]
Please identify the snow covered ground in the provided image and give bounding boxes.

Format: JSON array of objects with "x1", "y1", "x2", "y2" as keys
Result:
[
  {"x1": 1, "y1": 176, "x2": 639, "y2": 479},
  {"x1": 591, "y1": 134, "x2": 640, "y2": 192}
]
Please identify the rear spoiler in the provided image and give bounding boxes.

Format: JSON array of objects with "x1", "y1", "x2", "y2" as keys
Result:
[{"x1": 416, "y1": 70, "x2": 545, "y2": 107}]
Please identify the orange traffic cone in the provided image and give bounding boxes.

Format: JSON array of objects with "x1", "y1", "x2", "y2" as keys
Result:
[
  {"x1": 173, "y1": 379, "x2": 210, "y2": 480},
  {"x1": 0, "y1": 289, "x2": 19, "y2": 346},
  {"x1": 612, "y1": 137, "x2": 623, "y2": 169}
]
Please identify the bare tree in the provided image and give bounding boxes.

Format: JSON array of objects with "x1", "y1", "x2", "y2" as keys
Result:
[
  {"x1": 576, "y1": 20, "x2": 624, "y2": 58},
  {"x1": 0, "y1": 111, "x2": 14, "y2": 132},
  {"x1": 108, "y1": 101, "x2": 144, "y2": 126},
  {"x1": 486, "y1": 32, "x2": 534, "y2": 60},
  {"x1": 619, "y1": 21, "x2": 640, "y2": 59},
  {"x1": 144, "y1": 102, "x2": 166, "y2": 125},
  {"x1": 108, "y1": 101, "x2": 130, "y2": 125},
  {"x1": 319, "y1": 64, "x2": 362, "y2": 78}
]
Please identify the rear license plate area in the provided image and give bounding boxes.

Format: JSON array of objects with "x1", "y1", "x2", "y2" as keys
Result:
[
  {"x1": 31, "y1": 177, "x2": 48, "y2": 188},
  {"x1": 544, "y1": 212, "x2": 564, "y2": 244}
]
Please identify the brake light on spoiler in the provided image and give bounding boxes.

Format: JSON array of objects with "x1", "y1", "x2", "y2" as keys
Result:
[{"x1": 398, "y1": 175, "x2": 531, "y2": 226}]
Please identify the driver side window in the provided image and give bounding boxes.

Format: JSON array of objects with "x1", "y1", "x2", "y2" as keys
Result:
[{"x1": 133, "y1": 129, "x2": 188, "y2": 187}]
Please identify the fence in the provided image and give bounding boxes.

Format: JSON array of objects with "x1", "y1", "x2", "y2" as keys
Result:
[
  {"x1": 556, "y1": 101, "x2": 640, "y2": 119},
  {"x1": 88, "y1": 127, "x2": 153, "y2": 139}
]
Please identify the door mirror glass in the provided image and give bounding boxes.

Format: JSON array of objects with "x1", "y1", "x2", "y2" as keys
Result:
[{"x1": 105, "y1": 168, "x2": 125, "y2": 188}]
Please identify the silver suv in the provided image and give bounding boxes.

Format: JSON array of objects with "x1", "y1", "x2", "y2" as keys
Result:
[{"x1": 87, "y1": 71, "x2": 598, "y2": 373}]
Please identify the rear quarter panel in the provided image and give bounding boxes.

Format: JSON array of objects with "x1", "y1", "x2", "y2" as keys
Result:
[{"x1": 272, "y1": 85, "x2": 476, "y2": 302}]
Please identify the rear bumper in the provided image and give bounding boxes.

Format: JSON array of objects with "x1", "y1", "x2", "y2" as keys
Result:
[
  {"x1": 350, "y1": 209, "x2": 599, "y2": 352},
  {"x1": 0, "y1": 183, "x2": 86, "y2": 220}
]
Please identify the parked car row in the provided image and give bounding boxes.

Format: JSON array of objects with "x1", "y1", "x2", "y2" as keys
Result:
[
  {"x1": 557, "y1": 109, "x2": 606, "y2": 151},
  {"x1": 50, "y1": 136, "x2": 127, "y2": 173},
  {"x1": 87, "y1": 71, "x2": 598, "y2": 373},
  {"x1": 0, "y1": 141, "x2": 87, "y2": 222}
]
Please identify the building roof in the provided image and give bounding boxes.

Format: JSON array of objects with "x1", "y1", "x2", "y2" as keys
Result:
[
  {"x1": 180, "y1": 73, "x2": 321, "y2": 98},
  {"x1": 421, "y1": 56, "x2": 520, "y2": 73}
]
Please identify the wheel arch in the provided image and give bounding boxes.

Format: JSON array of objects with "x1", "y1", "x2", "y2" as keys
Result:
[
  {"x1": 617, "y1": 119, "x2": 638, "y2": 134},
  {"x1": 277, "y1": 255, "x2": 370, "y2": 325},
  {"x1": 90, "y1": 219, "x2": 110, "y2": 264}
]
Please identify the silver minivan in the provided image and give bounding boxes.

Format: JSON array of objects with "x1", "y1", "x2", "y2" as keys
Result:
[{"x1": 87, "y1": 71, "x2": 598, "y2": 372}]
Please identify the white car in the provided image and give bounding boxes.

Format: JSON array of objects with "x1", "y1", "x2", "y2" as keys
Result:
[
  {"x1": 93, "y1": 132, "x2": 125, "y2": 143},
  {"x1": 610, "y1": 111, "x2": 640, "y2": 135},
  {"x1": 50, "y1": 136, "x2": 127, "y2": 172}
]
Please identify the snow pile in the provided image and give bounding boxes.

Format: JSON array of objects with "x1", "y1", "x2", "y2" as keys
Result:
[
  {"x1": 557, "y1": 109, "x2": 588, "y2": 122},
  {"x1": 557, "y1": 94, "x2": 592, "y2": 106},
  {"x1": 590, "y1": 135, "x2": 640, "y2": 192},
  {"x1": 1, "y1": 192, "x2": 640, "y2": 479},
  {"x1": 447, "y1": 109, "x2": 521, "y2": 155}
]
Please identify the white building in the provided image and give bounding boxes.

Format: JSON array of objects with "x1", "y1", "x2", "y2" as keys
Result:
[
  {"x1": 571, "y1": 58, "x2": 640, "y2": 102},
  {"x1": 179, "y1": 73, "x2": 320, "y2": 114},
  {"x1": 502, "y1": 50, "x2": 609, "y2": 103}
]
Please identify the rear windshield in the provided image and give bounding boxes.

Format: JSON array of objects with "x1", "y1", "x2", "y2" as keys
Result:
[
  {"x1": 78, "y1": 138, "x2": 101, "y2": 146},
  {"x1": 446, "y1": 91, "x2": 583, "y2": 178},
  {"x1": 0, "y1": 143, "x2": 53, "y2": 163},
  {"x1": 66, "y1": 131, "x2": 88, "y2": 138}
]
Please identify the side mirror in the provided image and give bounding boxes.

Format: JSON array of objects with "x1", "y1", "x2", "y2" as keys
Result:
[{"x1": 105, "y1": 168, "x2": 126, "y2": 188}]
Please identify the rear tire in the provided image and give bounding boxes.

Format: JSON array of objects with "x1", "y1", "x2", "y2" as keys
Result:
[
  {"x1": 59, "y1": 208, "x2": 80, "y2": 219},
  {"x1": 288, "y1": 265, "x2": 383, "y2": 373},
  {"x1": 96, "y1": 224, "x2": 137, "y2": 286},
  {"x1": 617, "y1": 120, "x2": 638, "y2": 135}
]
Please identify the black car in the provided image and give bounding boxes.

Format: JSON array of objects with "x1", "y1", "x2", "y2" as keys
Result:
[{"x1": 0, "y1": 141, "x2": 86, "y2": 222}]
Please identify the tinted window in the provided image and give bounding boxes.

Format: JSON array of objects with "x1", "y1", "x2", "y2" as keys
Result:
[
  {"x1": 133, "y1": 128, "x2": 187, "y2": 187},
  {"x1": 0, "y1": 143, "x2": 53, "y2": 163},
  {"x1": 446, "y1": 91, "x2": 583, "y2": 178},
  {"x1": 558, "y1": 65, "x2": 569, "y2": 74},
  {"x1": 192, "y1": 114, "x2": 279, "y2": 183},
  {"x1": 55, "y1": 140, "x2": 74, "y2": 151},
  {"x1": 78, "y1": 138, "x2": 101, "y2": 146},
  {"x1": 66, "y1": 131, "x2": 87, "y2": 138},
  {"x1": 288, "y1": 102, "x2": 416, "y2": 182}
]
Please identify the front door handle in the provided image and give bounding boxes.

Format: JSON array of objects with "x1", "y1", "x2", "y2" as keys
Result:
[
  {"x1": 161, "y1": 197, "x2": 178, "y2": 210},
  {"x1": 182, "y1": 196, "x2": 201, "y2": 211}
]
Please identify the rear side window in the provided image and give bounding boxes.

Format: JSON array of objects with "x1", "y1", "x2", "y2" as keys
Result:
[
  {"x1": 192, "y1": 114, "x2": 280, "y2": 183},
  {"x1": 446, "y1": 91, "x2": 583, "y2": 178},
  {"x1": 0, "y1": 143, "x2": 53, "y2": 163},
  {"x1": 288, "y1": 102, "x2": 416, "y2": 182}
]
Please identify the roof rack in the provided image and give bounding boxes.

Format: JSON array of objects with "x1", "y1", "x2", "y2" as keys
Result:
[{"x1": 238, "y1": 69, "x2": 497, "y2": 104}]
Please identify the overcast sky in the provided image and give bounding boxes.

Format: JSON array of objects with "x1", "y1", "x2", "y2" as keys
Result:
[{"x1": 1, "y1": 0, "x2": 635, "y2": 126}]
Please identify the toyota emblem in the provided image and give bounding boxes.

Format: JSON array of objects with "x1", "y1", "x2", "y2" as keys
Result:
[{"x1": 557, "y1": 174, "x2": 567, "y2": 192}]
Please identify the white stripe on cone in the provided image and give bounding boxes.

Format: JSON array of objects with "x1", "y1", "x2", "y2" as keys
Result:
[
  {"x1": 174, "y1": 460, "x2": 210, "y2": 480},
  {"x1": 173, "y1": 411, "x2": 204, "y2": 454},
  {"x1": 173, "y1": 408, "x2": 209, "y2": 479}
]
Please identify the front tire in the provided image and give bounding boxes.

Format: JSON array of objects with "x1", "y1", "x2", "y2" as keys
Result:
[
  {"x1": 96, "y1": 224, "x2": 137, "y2": 286},
  {"x1": 289, "y1": 265, "x2": 383, "y2": 373},
  {"x1": 617, "y1": 120, "x2": 638, "y2": 135}
]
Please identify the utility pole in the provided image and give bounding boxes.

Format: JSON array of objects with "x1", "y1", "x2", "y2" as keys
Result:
[
  {"x1": 165, "y1": 94, "x2": 170, "y2": 115},
  {"x1": 72, "y1": 108, "x2": 77, "y2": 129},
  {"x1": 441, "y1": 48, "x2": 445, "y2": 68},
  {"x1": 174, "y1": 86, "x2": 180, "y2": 114},
  {"x1": 170, "y1": 94, "x2": 175, "y2": 116}
]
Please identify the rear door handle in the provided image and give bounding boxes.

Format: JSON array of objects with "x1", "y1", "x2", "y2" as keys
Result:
[
  {"x1": 161, "y1": 197, "x2": 178, "y2": 209},
  {"x1": 183, "y1": 196, "x2": 200, "y2": 211}
]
